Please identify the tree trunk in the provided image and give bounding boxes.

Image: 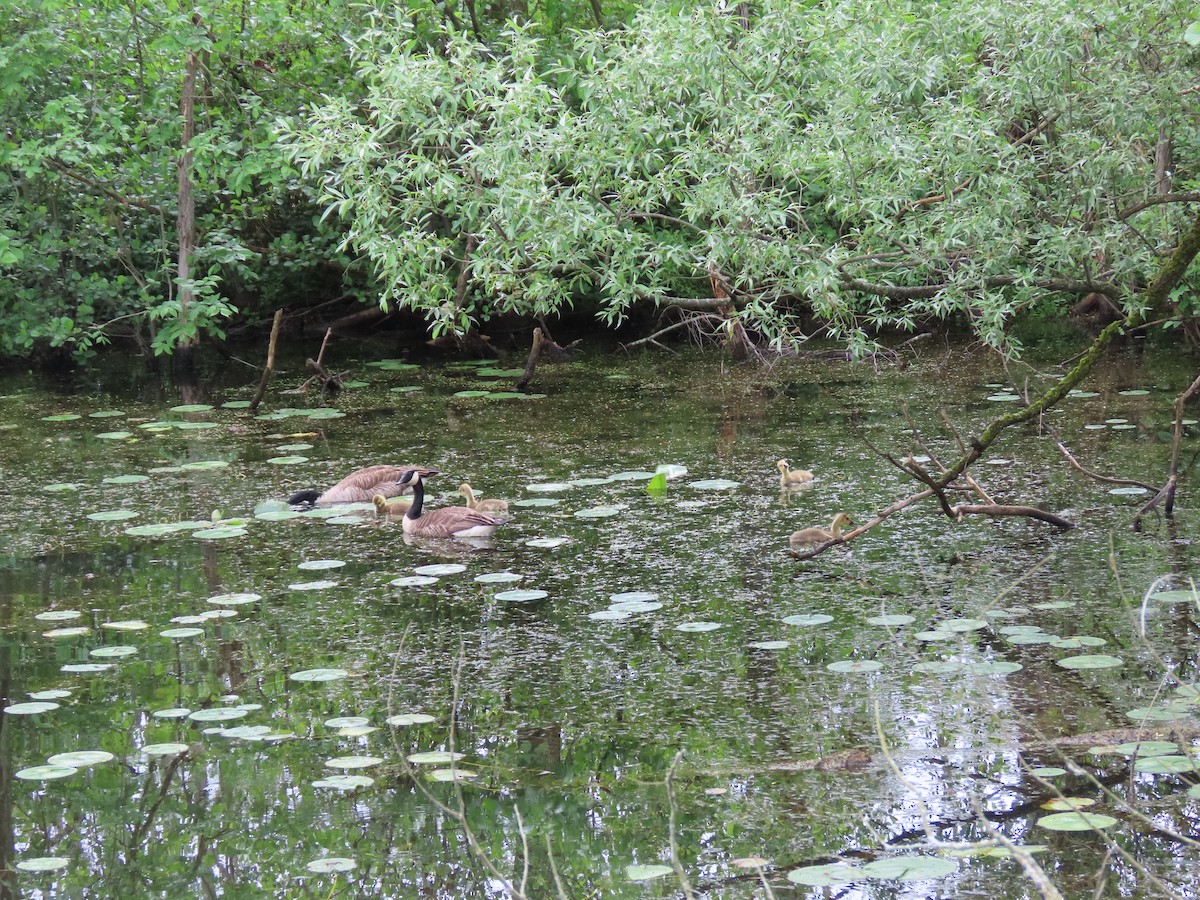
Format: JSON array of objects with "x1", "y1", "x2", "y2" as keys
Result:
[{"x1": 175, "y1": 20, "x2": 200, "y2": 353}]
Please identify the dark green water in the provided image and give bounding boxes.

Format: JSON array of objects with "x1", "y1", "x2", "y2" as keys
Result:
[{"x1": 0, "y1": 342, "x2": 1197, "y2": 898}]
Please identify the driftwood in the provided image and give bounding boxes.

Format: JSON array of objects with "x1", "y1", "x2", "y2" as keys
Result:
[
  {"x1": 514, "y1": 326, "x2": 580, "y2": 391},
  {"x1": 1134, "y1": 370, "x2": 1200, "y2": 528},
  {"x1": 247, "y1": 309, "x2": 283, "y2": 414},
  {"x1": 295, "y1": 328, "x2": 348, "y2": 395}
]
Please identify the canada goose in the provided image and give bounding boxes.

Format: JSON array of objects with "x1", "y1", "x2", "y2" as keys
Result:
[
  {"x1": 373, "y1": 494, "x2": 413, "y2": 521},
  {"x1": 397, "y1": 469, "x2": 507, "y2": 538},
  {"x1": 777, "y1": 459, "x2": 815, "y2": 486},
  {"x1": 288, "y1": 465, "x2": 438, "y2": 505},
  {"x1": 459, "y1": 482, "x2": 509, "y2": 515},
  {"x1": 789, "y1": 512, "x2": 854, "y2": 546}
]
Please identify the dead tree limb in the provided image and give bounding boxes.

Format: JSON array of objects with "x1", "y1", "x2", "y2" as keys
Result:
[
  {"x1": 248, "y1": 309, "x2": 283, "y2": 414},
  {"x1": 1134, "y1": 369, "x2": 1200, "y2": 527},
  {"x1": 950, "y1": 504, "x2": 1075, "y2": 529},
  {"x1": 515, "y1": 327, "x2": 544, "y2": 391}
]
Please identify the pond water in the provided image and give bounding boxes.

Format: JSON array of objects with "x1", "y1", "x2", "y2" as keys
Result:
[{"x1": 0, "y1": 342, "x2": 1197, "y2": 898}]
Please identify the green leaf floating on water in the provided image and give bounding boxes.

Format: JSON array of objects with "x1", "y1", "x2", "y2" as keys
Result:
[
  {"x1": 625, "y1": 864, "x2": 674, "y2": 882},
  {"x1": 4, "y1": 702, "x2": 60, "y2": 715},
  {"x1": 1133, "y1": 755, "x2": 1200, "y2": 774},
  {"x1": 208, "y1": 592, "x2": 261, "y2": 606},
  {"x1": 43, "y1": 482, "x2": 83, "y2": 492},
  {"x1": 289, "y1": 580, "x2": 338, "y2": 591},
  {"x1": 96, "y1": 431, "x2": 133, "y2": 440},
  {"x1": 1056, "y1": 654, "x2": 1123, "y2": 670},
  {"x1": 970, "y1": 661, "x2": 1024, "y2": 675},
  {"x1": 1149, "y1": 590, "x2": 1198, "y2": 604},
  {"x1": 35, "y1": 610, "x2": 82, "y2": 622},
  {"x1": 103, "y1": 474, "x2": 150, "y2": 485},
  {"x1": 28, "y1": 689, "x2": 71, "y2": 700},
  {"x1": 298, "y1": 559, "x2": 346, "y2": 571},
  {"x1": 325, "y1": 756, "x2": 382, "y2": 769},
  {"x1": 407, "y1": 751, "x2": 465, "y2": 764},
  {"x1": 782, "y1": 614, "x2": 834, "y2": 627},
  {"x1": 390, "y1": 576, "x2": 438, "y2": 587},
  {"x1": 87, "y1": 510, "x2": 139, "y2": 522},
  {"x1": 525, "y1": 537, "x2": 568, "y2": 547},
  {"x1": 170, "y1": 403, "x2": 214, "y2": 413},
  {"x1": 386, "y1": 713, "x2": 436, "y2": 726},
  {"x1": 748, "y1": 640, "x2": 790, "y2": 650},
  {"x1": 192, "y1": 526, "x2": 247, "y2": 539},
  {"x1": 47, "y1": 751, "x2": 114, "y2": 767},
  {"x1": 786, "y1": 863, "x2": 862, "y2": 886},
  {"x1": 324, "y1": 716, "x2": 369, "y2": 729},
  {"x1": 188, "y1": 708, "x2": 248, "y2": 722},
  {"x1": 859, "y1": 857, "x2": 957, "y2": 880},
  {"x1": 1037, "y1": 812, "x2": 1118, "y2": 831},
  {"x1": 306, "y1": 857, "x2": 358, "y2": 873},
  {"x1": 827, "y1": 660, "x2": 883, "y2": 674},
  {"x1": 16, "y1": 857, "x2": 70, "y2": 872},
  {"x1": 161, "y1": 627, "x2": 204, "y2": 639},
  {"x1": 267, "y1": 456, "x2": 308, "y2": 465},
  {"x1": 589, "y1": 609, "x2": 632, "y2": 621},
  {"x1": 41, "y1": 413, "x2": 81, "y2": 421},
  {"x1": 290, "y1": 668, "x2": 349, "y2": 683},
  {"x1": 141, "y1": 743, "x2": 189, "y2": 756},
  {"x1": 414, "y1": 564, "x2": 466, "y2": 576},
  {"x1": 475, "y1": 572, "x2": 523, "y2": 584},
  {"x1": 428, "y1": 768, "x2": 478, "y2": 782},
  {"x1": 675, "y1": 621, "x2": 721, "y2": 633},
  {"x1": 494, "y1": 589, "x2": 548, "y2": 603},
  {"x1": 90, "y1": 646, "x2": 137, "y2": 658},
  {"x1": 16, "y1": 765, "x2": 77, "y2": 781},
  {"x1": 313, "y1": 775, "x2": 374, "y2": 790},
  {"x1": 866, "y1": 614, "x2": 916, "y2": 626}
]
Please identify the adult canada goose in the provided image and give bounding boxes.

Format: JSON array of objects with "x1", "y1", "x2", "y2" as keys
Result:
[
  {"x1": 459, "y1": 482, "x2": 509, "y2": 515},
  {"x1": 372, "y1": 494, "x2": 413, "y2": 521},
  {"x1": 287, "y1": 465, "x2": 438, "y2": 505},
  {"x1": 777, "y1": 459, "x2": 815, "y2": 486},
  {"x1": 789, "y1": 512, "x2": 854, "y2": 546},
  {"x1": 397, "y1": 469, "x2": 507, "y2": 538}
]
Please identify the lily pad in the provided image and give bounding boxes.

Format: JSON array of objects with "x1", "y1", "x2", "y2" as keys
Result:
[
  {"x1": 47, "y1": 751, "x2": 114, "y2": 767},
  {"x1": 525, "y1": 537, "x2": 568, "y2": 547},
  {"x1": 626, "y1": 864, "x2": 674, "y2": 882},
  {"x1": 859, "y1": 857, "x2": 957, "y2": 880},
  {"x1": 313, "y1": 775, "x2": 375, "y2": 790},
  {"x1": 675, "y1": 621, "x2": 722, "y2": 633},
  {"x1": 866, "y1": 614, "x2": 916, "y2": 626},
  {"x1": 192, "y1": 526, "x2": 248, "y2": 539},
  {"x1": 61, "y1": 663, "x2": 113, "y2": 673},
  {"x1": 589, "y1": 609, "x2": 633, "y2": 621},
  {"x1": 87, "y1": 510, "x2": 139, "y2": 522},
  {"x1": 1133, "y1": 755, "x2": 1200, "y2": 774},
  {"x1": 386, "y1": 713, "x2": 436, "y2": 726},
  {"x1": 35, "y1": 610, "x2": 82, "y2": 622},
  {"x1": 428, "y1": 768, "x2": 479, "y2": 782},
  {"x1": 16, "y1": 765, "x2": 78, "y2": 781},
  {"x1": 89, "y1": 410, "x2": 126, "y2": 418},
  {"x1": 152, "y1": 708, "x2": 192, "y2": 719},
  {"x1": 748, "y1": 640, "x2": 790, "y2": 650},
  {"x1": 4, "y1": 702, "x2": 60, "y2": 715},
  {"x1": 390, "y1": 576, "x2": 439, "y2": 587},
  {"x1": 306, "y1": 857, "x2": 357, "y2": 874},
  {"x1": 42, "y1": 626, "x2": 90, "y2": 638},
  {"x1": 1042, "y1": 797, "x2": 1096, "y2": 811},
  {"x1": 325, "y1": 716, "x2": 370, "y2": 728},
  {"x1": 89, "y1": 646, "x2": 137, "y2": 658},
  {"x1": 28, "y1": 690, "x2": 71, "y2": 700},
  {"x1": 827, "y1": 660, "x2": 883, "y2": 674},
  {"x1": 188, "y1": 708, "x2": 248, "y2": 722},
  {"x1": 475, "y1": 572, "x2": 524, "y2": 584},
  {"x1": 939, "y1": 618, "x2": 988, "y2": 632},
  {"x1": 609, "y1": 600, "x2": 663, "y2": 613},
  {"x1": 782, "y1": 614, "x2": 834, "y2": 627},
  {"x1": 290, "y1": 668, "x2": 349, "y2": 683},
  {"x1": 1029, "y1": 766, "x2": 1067, "y2": 777},
  {"x1": 142, "y1": 743, "x2": 190, "y2": 756},
  {"x1": 495, "y1": 589, "x2": 548, "y2": 603},
  {"x1": 407, "y1": 750, "x2": 466, "y2": 764},
  {"x1": 289, "y1": 580, "x2": 338, "y2": 591},
  {"x1": 687, "y1": 479, "x2": 741, "y2": 490},
  {"x1": 161, "y1": 627, "x2": 205, "y2": 639},
  {"x1": 575, "y1": 506, "x2": 624, "y2": 519},
  {"x1": 41, "y1": 413, "x2": 81, "y2": 421},
  {"x1": 610, "y1": 591, "x2": 659, "y2": 604},
  {"x1": 208, "y1": 592, "x2": 261, "y2": 606},
  {"x1": 96, "y1": 431, "x2": 133, "y2": 440},
  {"x1": 170, "y1": 403, "x2": 214, "y2": 413},
  {"x1": 414, "y1": 564, "x2": 467, "y2": 576},
  {"x1": 786, "y1": 863, "x2": 863, "y2": 886},
  {"x1": 267, "y1": 456, "x2": 309, "y2": 465},
  {"x1": 101, "y1": 620, "x2": 149, "y2": 631},
  {"x1": 298, "y1": 559, "x2": 347, "y2": 571},
  {"x1": 1109, "y1": 486, "x2": 1148, "y2": 495},
  {"x1": 970, "y1": 661, "x2": 1024, "y2": 675},
  {"x1": 324, "y1": 756, "x2": 382, "y2": 769},
  {"x1": 1149, "y1": 590, "x2": 1198, "y2": 604},
  {"x1": 42, "y1": 482, "x2": 83, "y2": 492},
  {"x1": 16, "y1": 857, "x2": 70, "y2": 872},
  {"x1": 1037, "y1": 812, "x2": 1118, "y2": 831},
  {"x1": 1056, "y1": 654, "x2": 1124, "y2": 670}
]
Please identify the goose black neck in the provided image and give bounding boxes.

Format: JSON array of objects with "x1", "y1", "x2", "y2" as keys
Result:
[{"x1": 405, "y1": 476, "x2": 424, "y2": 519}]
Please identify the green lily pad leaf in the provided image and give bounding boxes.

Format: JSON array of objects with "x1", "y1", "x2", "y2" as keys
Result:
[
  {"x1": 161, "y1": 627, "x2": 204, "y2": 639},
  {"x1": 4, "y1": 702, "x2": 60, "y2": 715},
  {"x1": 324, "y1": 515, "x2": 365, "y2": 525},
  {"x1": 170, "y1": 403, "x2": 214, "y2": 413},
  {"x1": 748, "y1": 640, "x2": 790, "y2": 650},
  {"x1": 42, "y1": 482, "x2": 83, "y2": 492},
  {"x1": 298, "y1": 559, "x2": 346, "y2": 571},
  {"x1": 325, "y1": 756, "x2": 382, "y2": 769},
  {"x1": 786, "y1": 863, "x2": 863, "y2": 886},
  {"x1": 1067, "y1": 390, "x2": 1099, "y2": 398},
  {"x1": 16, "y1": 765, "x2": 77, "y2": 781},
  {"x1": 474, "y1": 572, "x2": 523, "y2": 584},
  {"x1": 152, "y1": 708, "x2": 192, "y2": 719},
  {"x1": 219, "y1": 725, "x2": 274, "y2": 740},
  {"x1": 313, "y1": 775, "x2": 375, "y2": 790},
  {"x1": 827, "y1": 660, "x2": 883, "y2": 674},
  {"x1": 782, "y1": 614, "x2": 834, "y2": 626},
  {"x1": 121, "y1": 523, "x2": 187, "y2": 537},
  {"x1": 414, "y1": 564, "x2": 466, "y2": 576},
  {"x1": 386, "y1": 713, "x2": 436, "y2": 726},
  {"x1": 207, "y1": 592, "x2": 261, "y2": 606},
  {"x1": 940, "y1": 618, "x2": 988, "y2": 632},
  {"x1": 1149, "y1": 590, "x2": 1198, "y2": 604},
  {"x1": 656, "y1": 464, "x2": 689, "y2": 480},
  {"x1": 1006, "y1": 633, "x2": 1060, "y2": 645},
  {"x1": 1118, "y1": 389, "x2": 1150, "y2": 396},
  {"x1": 475, "y1": 367, "x2": 526, "y2": 377},
  {"x1": 512, "y1": 498, "x2": 562, "y2": 507},
  {"x1": 221, "y1": 400, "x2": 252, "y2": 409},
  {"x1": 610, "y1": 591, "x2": 659, "y2": 604},
  {"x1": 61, "y1": 663, "x2": 113, "y2": 673},
  {"x1": 306, "y1": 857, "x2": 357, "y2": 874},
  {"x1": 16, "y1": 857, "x2": 70, "y2": 872},
  {"x1": 646, "y1": 472, "x2": 668, "y2": 494},
  {"x1": 289, "y1": 580, "x2": 337, "y2": 591},
  {"x1": 428, "y1": 768, "x2": 479, "y2": 782},
  {"x1": 687, "y1": 479, "x2": 741, "y2": 490},
  {"x1": 141, "y1": 743, "x2": 190, "y2": 756},
  {"x1": 675, "y1": 621, "x2": 722, "y2": 633},
  {"x1": 453, "y1": 390, "x2": 493, "y2": 398},
  {"x1": 188, "y1": 708, "x2": 247, "y2": 722},
  {"x1": 526, "y1": 482, "x2": 573, "y2": 493},
  {"x1": 35, "y1": 610, "x2": 82, "y2": 622},
  {"x1": 912, "y1": 661, "x2": 964, "y2": 674},
  {"x1": 89, "y1": 646, "x2": 137, "y2": 658},
  {"x1": 391, "y1": 576, "x2": 439, "y2": 587},
  {"x1": 366, "y1": 358, "x2": 419, "y2": 369},
  {"x1": 179, "y1": 460, "x2": 229, "y2": 471},
  {"x1": 96, "y1": 430, "x2": 133, "y2": 440},
  {"x1": 101, "y1": 620, "x2": 149, "y2": 631},
  {"x1": 1109, "y1": 486, "x2": 1148, "y2": 495},
  {"x1": 524, "y1": 537, "x2": 568, "y2": 548},
  {"x1": 610, "y1": 600, "x2": 663, "y2": 613},
  {"x1": 985, "y1": 393, "x2": 1021, "y2": 402},
  {"x1": 44, "y1": 627, "x2": 87, "y2": 640},
  {"x1": 47, "y1": 751, "x2": 114, "y2": 767},
  {"x1": 407, "y1": 751, "x2": 465, "y2": 764},
  {"x1": 1037, "y1": 812, "x2": 1118, "y2": 831},
  {"x1": 997, "y1": 625, "x2": 1042, "y2": 634},
  {"x1": 41, "y1": 413, "x2": 81, "y2": 421},
  {"x1": 1134, "y1": 755, "x2": 1200, "y2": 774},
  {"x1": 589, "y1": 609, "x2": 632, "y2": 621},
  {"x1": 90, "y1": 409, "x2": 126, "y2": 417},
  {"x1": 626, "y1": 864, "x2": 674, "y2": 882},
  {"x1": 87, "y1": 510, "x2": 139, "y2": 522},
  {"x1": 609, "y1": 470, "x2": 656, "y2": 481},
  {"x1": 970, "y1": 661, "x2": 1024, "y2": 675},
  {"x1": 1056, "y1": 654, "x2": 1124, "y2": 670},
  {"x1": 495, "y1": 589, "x2": 548, "y2": 603},
  {"x1": 267, "y1": 456, "x2": 308, "y2": 465},
  {"x1": 256, "y1": 509, "x2": 301, "y2": 521},
  {"x1": 290, "y1": 668, "x2": 349, "y2": 683},
  {"x1": 388, "y1": 385, "x2": 423, "y2": 394},
  {"x1": 192, "y1": 526, "x2": 248, "y2": 539},
  {"x1": 915, "y1": 631, "x2": 956, "y2": 641},
  {"x1": 859, "y1": 857, "x2": 957, "y2": 880},
  {"x1": 174, "y1": 421, "x2": 219, "y2": 430},
  {"x1": 325, "y1": 716, "x2": 370, "y2": 728},
  {"x1": 576, "y1": 508, "x2": 624, "y2": 520},
  {"x1": 103, "y1": 474, "x2": 150, "y2": 484},
  {"x1": 1029, "y1": 766, "x2": 1066, "y2": 777},
  {"x1": 28, "y1": 690, "x2": 71, "y2": 700},
  {"x1": 570, "y1": 477, "x2": 616, "y2": 487},
  {"x1": 1042, "y1": 797, "x2": 1095, "y2": 811},
  {"x1": 867, "y1": 614, "x2": 916, "y2": 626}
]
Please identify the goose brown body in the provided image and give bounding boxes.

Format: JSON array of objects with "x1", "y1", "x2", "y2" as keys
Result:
[
  {"x1": 399, "y1": 470, "x2": 507, "y2": 538},
  {"x1": 789, "y1": 512, "x2": 853, "y2": 546},
  {"x1": 777, "y1": 459, "x2": 815, "y2": 486},
  {"x1": 288, "y1": 465, "x2": 438, "y2": 505},
  {"x1": 459, "y1": 482, "x2": 509, "y2": 515}
]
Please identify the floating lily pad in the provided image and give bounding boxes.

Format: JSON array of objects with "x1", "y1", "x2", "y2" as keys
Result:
[
  {"x1": 428, "y1": 768, "x2": 479, "y2": 782},
  {"x1": 16, "y1": 765, "x2": 77, "y2": 781},
  {"x1": 1149, "y1": 590, "x2": 1198, "y2": 604},
  {"x1": 41, "y1": 413, "x2": 81, "y2": 421},
  {"x1": 1042, "y1": 797, "x2": 1096, "y2": 811},
  {"x1": 89, "y1": 646, "x2": 137, "y2": 658},
  {"x1": 495, "y1": 589, "x2": 548, "y2": 603},
  {"x1": 390, "y1": 576, "x2": 439, "y2": 587},
  {"x1": 289, "y1": 580, "x2": 338, "y2": 591},
  {"x1": 325, "y1": 716, "x2": 370, "y2": 729},
  {"x1": 475, "y1": 572, "x2": 523, "y2": 584},
  {"x1": 180, "y1": 460, "x2": 229, "y2": 471},
  {"x1": 47, "y1": 751, "x2": 114, "y2": 767},
  {"x1": 407, "y1": 751, "x2": 465, "y2": 764},
  {"x1": 675, "y1": 621, "x2": 722, "y2": 633},
  {"x1": 610, "y1": 591, "x2": 659, "y2": 604},
  {"x1": 220, "y1": 400, "x2": 252, "y2": 409},
  {"x1": 208, "y1": 592, "x2": 261, "y2": 606},
  {"x1": 101, "y1": 620, "x2": 149, "y2": 631},
  {"x1": 525, "y1": 536, "x2": 568, "y2": 547},
  {"x1": 1067, "y1": 390, "x2": 1099, "y2": 398},
  {"x1": 256, "y1": 509, "x2": 301, "y2": 521},
  {"x1": 28, "y1": 690, "x2": 71, "y2": 700},
  {"x1": 290, "y1": 668, "x2": 349, "y2": 683},
  {"x1": 609, "y1": 600, "x2": 663, "y2": 613},
  {"x1": 1118, "y1": 389, "x2": 1150, "y2": 396},
  {"x1": 1029, "y1": 766, "x2": 1066, "y2": 777},
  {"x1": 1037, "y1": 812, "x2": 1118, "y2": 831},
  {"x1": 35, "y1": 610, "x2": 82, "y2": 622},
  {"x1": 1108, "y1": 486, "x2": 1148, "y2": 495},
  {"x1": 142, "y1": 743, "x2": 190, "y2": 756},
  {"x1": 122, "y1": 523, "x2": 186, "y2": 537},
  {"x1": 609, "y1": 470, "x2": 657, "y2": 482},
  {"x1": 414, "y1": 564, "x2": 466, "y2": 576},
  {"x1": 866, "y1": 614, "x2": 916, "y2": 626},
  {"x1": 589, "y1": 609, "x2": 632, "y2": 621},
  {"x1": 16, "y1": 857, "x2": 70, "y2": 872},
  {"x1": 1057, "y1": 655, "x2": 1124, "y2": 670},
  {"x1": 87, "y1": 510, "x2": 139, "y2": 522},
  {"x1": 827, "y1": 660, "x2": 883, "y2": 674},
  {"x1": 526, "y1": 482, "x2": 573, "y2": 493},
  {"x1": 782, "y1": 614, "x2": 834, "y2": 627},
  {"x1": 453, "y1": 390, "x2": 493, "y2": 398},
  {"x1": 687, "y1": 479, "x2": 741, "y2": 490},
  {"x1": 189, "y1": 708, "x2": 247, "y2": 722},
  {"x1": 43, "y1": 627, "x2": 90, "y2": 638},
  {"x1": 325, "y1": 756, "x2": 383, "y2": 769},
  {"x1": 386, "y1": 713, "x2": 436, "y2": 726},
  {"x1": 1133, "y1": 755, "x2": 1200, "y2": 774},
  {"x1": 1126, "y1": 706, "x2": 1190, "y2": 722},
  {"x1": 1006, "y1": 633, "x2": 1061, "y2": 645},
  {"x1": 513, "y1": 498, "x2": 562, "y2": 508},
  {"x1": 786, "y1": 863, "x2": 862, "y2": 886},
  {"x1": 306, "y1": 857, "x2": 357, "y2": 874},
  {"x1": 103, "y1": 474, "x2": 151, "y2": 486},
  {"x1": 170, "y1": 403, "x2": 214, "y2": 413},
  {"x1": 298, "y1": 559, "x2": 346, "y2": 571},
  {"x1": 570, "y1": 477, "x2": 615, "y2": 487},
  {"x1": 748, "y1": 640, "x2": 790, "y2": 650},
  {"x1": 859, "y1": 857, "x2": 957, "y2": 880},
  {"x1": 939, "y1": 618, "x2": 988, "y2": 632},
  {"x1": 915, "y1": 631, "x2": 957, "y2": 642},
  {"x1": 626, "y1": 864, "x2": 674, "y2": 882},
  {"x1": 42, "y1": 482, "x2": 83, "y2": 492},
  {"x1": 325, "y1": 515, "x2": 365, "y2": 525},
  {"x1": 986, "y1": 393, "x2": 1021, "y2": 402},
  {"x1": 1108, "y1": 741, "x2": 1180, "y2": 757},
  {"x1": 152, "y1": 708, "x2": 192, "y2": 719},
  {"x1": 267, "y1": 456, "x2": 309, "y2": 465},
  {"x1": 970, "y1": 661, "x2": 1024, "y2": 675},
  {"x1": 190, "y1": 525, "x2": 248, "y2": 540},
  {"x1": 313, "y1": 775, "x2": 375, "y2": 790},
  {"x1": 96, "y1": 431, "x2": 133, "y2": 440},
  {"x1": 89, "y1": 410, "x2": 126, "y2": 418},
  {"x1": 655, "y1": 464, "x2": 689, "y2": 480},
  {"x1": 61, "y1": 663, "x2": 113, "y2": 673},
  {"x1": 4, "y1": 702, "x2": 60, "y2": 715},
  {"x1": 161, "y1": 627, "x2": 204, "y2": 639}
]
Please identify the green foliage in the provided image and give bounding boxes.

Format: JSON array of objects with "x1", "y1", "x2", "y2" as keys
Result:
[{"x1": 283, "y1": 0, "x2": 1200, "y2": 355}]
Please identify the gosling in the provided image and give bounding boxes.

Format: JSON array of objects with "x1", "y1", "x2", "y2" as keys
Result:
[
  {"x1": 790, "y1": 512, "x2": 854, "y2": 546},
  {"x1": 459, "y1": 482, "x2": 509, "y2": 515},
  {"x1": 777, "y1": 459, "x2": 815, "y2": 487}
]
